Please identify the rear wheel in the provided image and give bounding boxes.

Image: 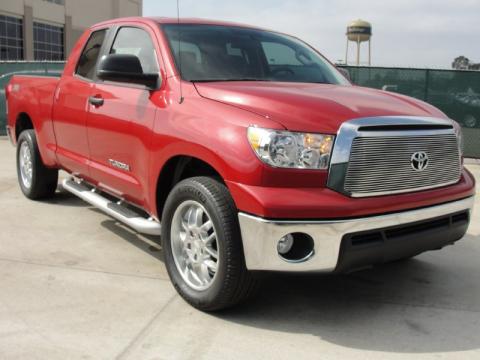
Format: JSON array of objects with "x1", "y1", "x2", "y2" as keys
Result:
[
  {"x1": 161, "y1": 177, "x2": 258, "y2": 311},
  {"x1": 16, "y1": 130, "x2": 58, "y2": 200}
]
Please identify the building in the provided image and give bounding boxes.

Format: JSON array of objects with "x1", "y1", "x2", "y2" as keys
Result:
[{"x1": 0, "y1": 0, "x2": 142, "y2": 61}]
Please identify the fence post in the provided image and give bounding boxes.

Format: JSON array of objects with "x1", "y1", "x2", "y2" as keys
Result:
[{"x1": 424, "y1": 68, "x2": 430, "y2": 101}]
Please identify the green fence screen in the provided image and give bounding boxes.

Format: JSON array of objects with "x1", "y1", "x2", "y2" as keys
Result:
[
  {"x1": 1, "y1": 62, "x2": 479, "y2": 157},
  {"x1": 0, "y1": 61, "x2": 64, "y2": 135},
  {"x1": 342, "y1": 66, "x2": 480, "y2": 158}
]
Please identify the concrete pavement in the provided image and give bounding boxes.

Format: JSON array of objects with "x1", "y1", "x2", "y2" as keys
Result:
[{"x1": 0, "y1": 137, "x2": 479, "y2": 360}]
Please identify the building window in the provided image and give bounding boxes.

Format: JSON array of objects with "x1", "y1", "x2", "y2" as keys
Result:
[
  {"x1": 34, "y1": 22, "x2": 64, "y2": 60},
  {"x1": 0, "y1": 14, "x2": 24, "y2": 60},
  {"x1": 43, "y1": 0, "x2": 65, "y2": 5}
]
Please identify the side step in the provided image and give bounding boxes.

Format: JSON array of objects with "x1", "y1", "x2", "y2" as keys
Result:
[{"x1": 62, "y1": 179, "x2": 161, "y2": 236}]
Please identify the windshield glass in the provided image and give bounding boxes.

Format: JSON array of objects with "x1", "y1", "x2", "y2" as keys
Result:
[{"x1": 161, "y1": 24, "x2": 350, "y2": 85}]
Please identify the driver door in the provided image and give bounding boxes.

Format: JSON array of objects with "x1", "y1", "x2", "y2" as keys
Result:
[{"x1": 86, "y1": 25, "x2": 160, "y2": 204}]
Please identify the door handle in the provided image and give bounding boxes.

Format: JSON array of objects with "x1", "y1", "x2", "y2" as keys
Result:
[{"x1": 89, "y1": 96, "x2": 104, "y2": 107}]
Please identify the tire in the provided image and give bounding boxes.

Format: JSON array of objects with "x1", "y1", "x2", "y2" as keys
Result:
[
  {"x1": 16, "y1": 130, "x2": 58, "y2": 200},
  {"x1": 161, "y1": 176, "x2": 258, "y2": 311}
]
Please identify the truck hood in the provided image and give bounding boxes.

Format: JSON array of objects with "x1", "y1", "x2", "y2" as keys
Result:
[{"x1": 194, "y1": 82, "x2": 446, "y2": 133}]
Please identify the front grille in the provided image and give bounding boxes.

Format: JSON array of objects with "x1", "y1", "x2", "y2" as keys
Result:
[{"x1": 344, "y1": 133, "x2": 461, "y2": 196}]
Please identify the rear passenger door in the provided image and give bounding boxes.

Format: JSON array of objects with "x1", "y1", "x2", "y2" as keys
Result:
[
  {"x1": 86, "y1": 25, "x2": 160, "y2": 205},
  {"x1": 52, "y1": 29, "x2": 107, "y2": 178}
]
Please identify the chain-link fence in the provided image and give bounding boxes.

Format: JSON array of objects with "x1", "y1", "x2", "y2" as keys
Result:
[
  {"x1": 342, "y1": 66, "x2": 480, "y2": 158},
  {"x1": 1, "y1": 62, "x2": 479, "y2": 157}
]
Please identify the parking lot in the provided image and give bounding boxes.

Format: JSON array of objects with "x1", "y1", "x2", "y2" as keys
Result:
[{"x1": 0, "y1": 137, "x2": 479, "y2": 360}]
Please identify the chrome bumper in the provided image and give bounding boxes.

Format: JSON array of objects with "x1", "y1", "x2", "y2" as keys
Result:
[{"x1": 238, "y1": 196, "x2": 475, "y2": 272}]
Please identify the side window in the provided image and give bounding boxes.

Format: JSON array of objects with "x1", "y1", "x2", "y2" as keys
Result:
[
  {"x1": 110, "y1": 27, "x2": 159, "y2": 73},
  {"x1": 76, "y1": 29, "x2": 107, "y2": 80},
  {"x1": 261, "y1": 41, "x2": 301, "y2": 66}
]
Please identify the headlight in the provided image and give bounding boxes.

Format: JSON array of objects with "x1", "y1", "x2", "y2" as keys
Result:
[{"x1": 247, "y1": 127, "x2": 334, "y2": 169}]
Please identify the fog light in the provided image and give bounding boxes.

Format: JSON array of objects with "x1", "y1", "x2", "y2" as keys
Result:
[
  {"x1": 277, "y1": 233, "x2": 315, "y2": 263},
  {"x1": 277, "y1": 234, "x2": 294, "y2": 255}
]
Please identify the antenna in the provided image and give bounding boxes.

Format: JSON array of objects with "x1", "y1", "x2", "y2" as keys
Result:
[{"x1": 177, "y1": 0, "x2": 184, "y2": 104}]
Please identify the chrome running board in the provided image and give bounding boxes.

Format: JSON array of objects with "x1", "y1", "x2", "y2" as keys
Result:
[{"x1": 62, "y1": 178, "x2": 161, "y2": 236}]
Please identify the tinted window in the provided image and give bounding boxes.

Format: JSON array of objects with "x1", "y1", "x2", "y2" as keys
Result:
[
  {"x1": 162, "y1": 24, "x2": 350, "y2": 85},
  {"x1": 76, "y1": 30, "x2": 106, "y2": 80},
  {"x1": 110, "y1": 27, "x2": 159, "y2": 73}
]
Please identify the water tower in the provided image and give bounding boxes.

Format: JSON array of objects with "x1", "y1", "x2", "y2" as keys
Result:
[{"x1": 345, "y1": 19, "x2": 372, "y2": 66}]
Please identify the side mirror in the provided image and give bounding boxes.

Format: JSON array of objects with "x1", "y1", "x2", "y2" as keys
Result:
[
  {"x1": 337, "y1": 67, "x2": 351, "y2": 81},
  {"x1": 97, "y1": 54, "x2": 159, "y2": 89}
]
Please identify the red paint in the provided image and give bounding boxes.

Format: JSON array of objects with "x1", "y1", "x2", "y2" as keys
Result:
[
  {"x1": 227, "y1": 169, "x2": 475, "y2": 219},
  {"x1": 194, "y1": 82, "x2": 447, "y2": 134},
  {"x1": 6, "y1": 17, "x2": 475, "y2": 220}
]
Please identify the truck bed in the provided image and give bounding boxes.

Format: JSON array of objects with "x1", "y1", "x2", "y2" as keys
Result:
[{"x1": 6, "y1": 75, "x2": 60, "y2": 166}]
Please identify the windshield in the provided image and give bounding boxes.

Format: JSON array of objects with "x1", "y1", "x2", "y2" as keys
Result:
[{"x1": 161, "y1": 24, "x2": 350, "y2": 85}]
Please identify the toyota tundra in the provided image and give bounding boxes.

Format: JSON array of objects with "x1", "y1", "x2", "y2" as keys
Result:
[{"x1": 5, "y1": 17, "x2": 475, "y2": 311}]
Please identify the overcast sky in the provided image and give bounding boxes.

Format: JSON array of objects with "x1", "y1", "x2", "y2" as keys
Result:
[{"x1": 143, "y1": 0, "x2": 480, "y2": 69}]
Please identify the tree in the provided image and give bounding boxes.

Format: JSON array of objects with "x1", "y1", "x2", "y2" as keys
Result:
[{"x1": 452, "y1": 56, "x2": 470, "y2": 70}]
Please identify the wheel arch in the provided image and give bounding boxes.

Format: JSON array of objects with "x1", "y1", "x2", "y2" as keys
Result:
[
  {"x1": 155, "y1": 154, "x2": 226, "y2": 218},
  {"x1": 15, "y1": 112, "x2": 35, "y2": 141},
  {"x1": 13, "y1": 110, "x2": 57, "y2": 167}
]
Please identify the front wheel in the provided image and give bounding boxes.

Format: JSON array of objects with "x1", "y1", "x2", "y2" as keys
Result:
[{"x1": 161, "y1": 177, "x2": 258, "y2": 311}]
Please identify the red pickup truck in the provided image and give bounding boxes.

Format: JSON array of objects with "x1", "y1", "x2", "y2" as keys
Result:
[{"x1": 5, "y1": 17, "x2": 475, "y2": 311}]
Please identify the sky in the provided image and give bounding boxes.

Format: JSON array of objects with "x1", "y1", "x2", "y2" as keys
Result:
[{"x1": 143, "y1": 0, "x2": 480, "y2": 69}]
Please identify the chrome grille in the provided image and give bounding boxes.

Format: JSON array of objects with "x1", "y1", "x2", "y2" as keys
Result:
[{"x1": 344, "y1": 134, "x2": 461, "y2": 197}]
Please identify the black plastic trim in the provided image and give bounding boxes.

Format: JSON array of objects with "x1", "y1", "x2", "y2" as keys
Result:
[
  {"x1": 358, "y1": 124, "x2": 453, "y2": 131},
  {"x1": 335, "y1": 210, "x2": 470, "y2": 273}
]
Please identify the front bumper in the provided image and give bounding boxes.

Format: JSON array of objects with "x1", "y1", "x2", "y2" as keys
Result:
[{"x1": 238, "y1": 196, "x2": 474, "y2": 272}]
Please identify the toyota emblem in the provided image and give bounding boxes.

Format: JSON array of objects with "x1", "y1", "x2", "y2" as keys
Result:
[{"x1": 411, "y1": 151, "x2": 429, "y2": 171}]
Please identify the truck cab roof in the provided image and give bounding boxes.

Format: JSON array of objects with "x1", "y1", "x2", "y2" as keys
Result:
[{"x1": 92, "y1": 16, "x2": 262, "y2": 30}]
